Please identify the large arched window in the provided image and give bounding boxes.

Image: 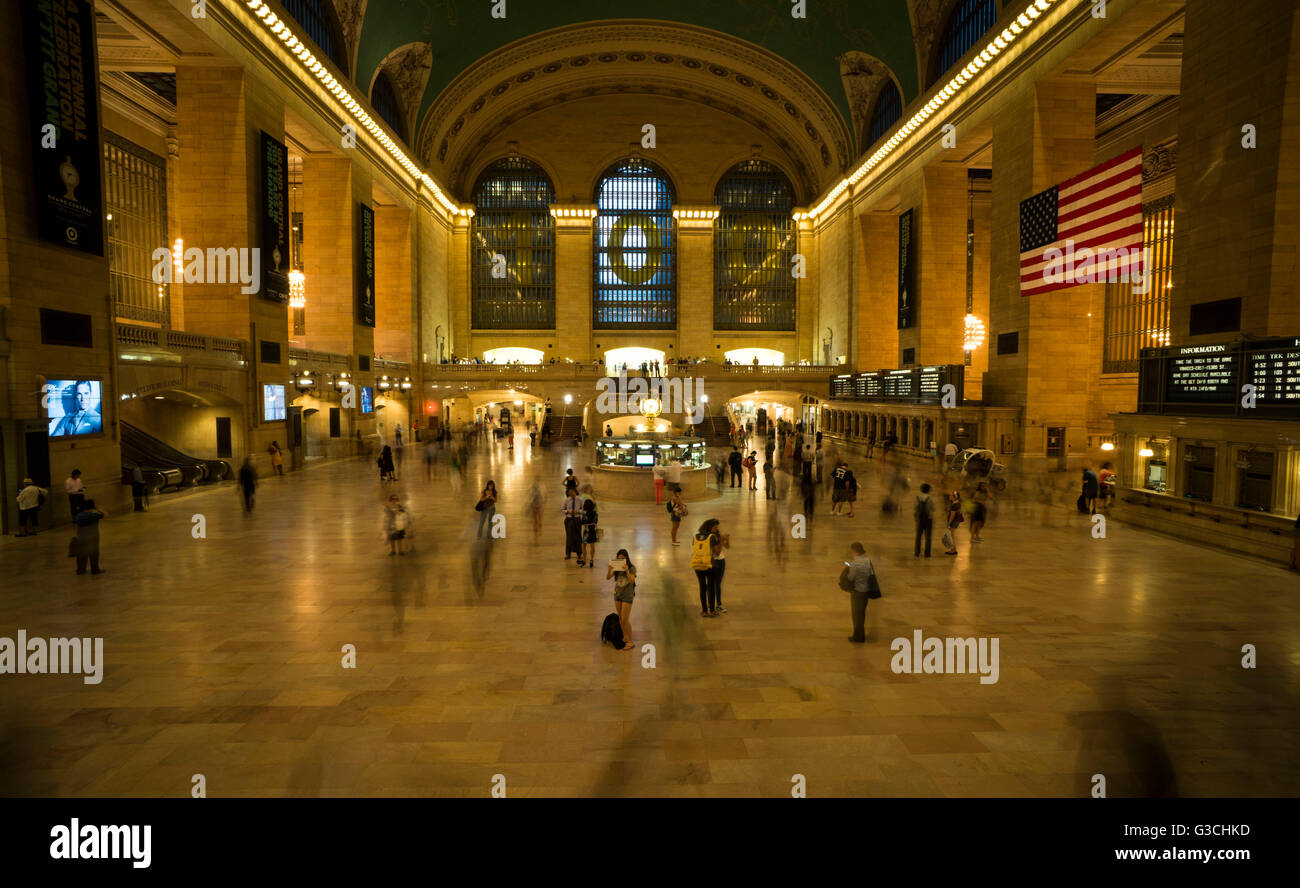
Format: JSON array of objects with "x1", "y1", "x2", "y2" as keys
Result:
[
  {"x1": 593, "y1": 159, "x2": 676, "y2": 329},
  {"x1": 713, "y1": 160, "x2": 796, "y2": 330},
  {"x1": 370, "y1": 70, "x2": 406, "y2": 143},
  {"x1": 931, "y1": 0, "x2": 996, "y2": 86},
  {"x1": 471, "y1": 157, "x2": 557, "y2": 329},
  {"x1": 280, "y1": 0, "x2": 349, "y2": 74},
  {"x1": 866, "y1": 80, "x2": 902, "y2": 148}
]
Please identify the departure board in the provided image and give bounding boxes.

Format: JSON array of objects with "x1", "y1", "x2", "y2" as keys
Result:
[
  {"x1": 1247, "y1": 340, "x2": 1300, "y2": 404},
  {"x1": 1166, "y1": 347, "x2": 1238, "y2": 402},
  {"x1": 829, "y1": 365, "x2": 963, "y2": 404}
]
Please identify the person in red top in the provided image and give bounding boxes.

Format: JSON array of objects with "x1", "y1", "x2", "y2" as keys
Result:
[{"x1": 1098, "y1": 462, "x2": 1117, "y2": 510}]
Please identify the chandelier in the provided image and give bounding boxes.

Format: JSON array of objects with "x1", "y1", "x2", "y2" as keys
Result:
[
  {"x1": 963, "y1": 313, "x2": 986, "y2": 351},
  {"x1": 289, "y1": 270, "x2": 306, "y2": 308}
]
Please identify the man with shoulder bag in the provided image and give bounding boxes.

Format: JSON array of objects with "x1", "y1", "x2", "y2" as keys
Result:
[{"x1": 839, "y1": 542, "x2": 881, "y2": 643}]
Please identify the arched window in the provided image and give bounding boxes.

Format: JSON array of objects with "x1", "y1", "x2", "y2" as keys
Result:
[
  {"x1": 280, "y1": 0, "x2": 349, "y2": 74},
  {"x1": 593, "y1": 159, "x2": 676, "y2": 329},
  {"x1": 471, "y1": 157, "x2": 557, "y2": 329},
  {"x1": 370, "y1": 70, "x2": 406, "y2": 143},
  {"x1": 713, "y1": 160, "x2": 796, "y2": 330},
  {"x1": 932, "y1": 0, "x2": 996, "y2": 86},
  {"x1": 866, "y1": 80, "x2": 902, "y2": 148}
]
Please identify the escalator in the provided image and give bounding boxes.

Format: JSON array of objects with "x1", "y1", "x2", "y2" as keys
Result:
[{"x1": 119, "y1": 421, "x2": 231, "y2": 492}]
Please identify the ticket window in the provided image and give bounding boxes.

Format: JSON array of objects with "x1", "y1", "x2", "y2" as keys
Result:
[
  {"x1": 1235, "y1": 451, "x2": 1274, "y2": 512},
  {"x1": 1184, "y1": 444, "x2": 1216, "y2": 502},
  {"x1": 1046, "y1": 427, "x2": 1065, "y2": 458},
  {"x1": 1144, "y1": 460, "x2": 1167, "y2": 493}
]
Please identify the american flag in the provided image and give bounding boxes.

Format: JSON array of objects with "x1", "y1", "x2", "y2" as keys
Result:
[{"x1": 1019, "y1": 146, "x2": 1144, "y2": 297}]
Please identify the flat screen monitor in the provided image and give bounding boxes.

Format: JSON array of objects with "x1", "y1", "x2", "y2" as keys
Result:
[
  {"x1": 360, "y1": 386, "x2": 374, "y2": 414},
  {"x1": 46, "y1": 379, "x2": 103, "y2": 437},
  {"x1": 634, "y1": 452, "x2": 655, "y2": 467},
  {"x1": 263, "y1": 384, "x2": 286, "y2": 422}
]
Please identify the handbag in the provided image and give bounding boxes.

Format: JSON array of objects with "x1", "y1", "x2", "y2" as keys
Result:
[
  {"x1": 474, "y1": 500, "x2": 487, "y2": 511},
  {"x1": 866, "y1": 566, "x2": 882, "y2": 599},
  {"x1": 838, "y1": 565, "x2": 854, "y2": 592}
]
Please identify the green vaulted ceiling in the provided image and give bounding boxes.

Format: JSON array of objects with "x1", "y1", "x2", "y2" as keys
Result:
[{"x1": 355, "y1": 0, "x2": 920, "y2": 145}]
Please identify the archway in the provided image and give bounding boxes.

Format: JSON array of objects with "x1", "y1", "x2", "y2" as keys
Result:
[{"x1": 604, "y1": 346, "x2": 666, "y2": 375}]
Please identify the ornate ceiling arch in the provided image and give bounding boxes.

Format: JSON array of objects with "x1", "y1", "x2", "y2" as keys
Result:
[
  {"x1": 370, "y1": 41, "x2": 433, "y2": 148},
  {"x1": 417, "y1": 21, "x2": 855, "y2": 203},
  {"x1": 837, "y1": 51, "x2": 905, "y2": 152}
]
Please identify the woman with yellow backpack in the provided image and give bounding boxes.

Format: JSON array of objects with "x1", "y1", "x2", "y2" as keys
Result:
[{"x1": 690, "y1": 518, "x2": 724, "y2": 617}]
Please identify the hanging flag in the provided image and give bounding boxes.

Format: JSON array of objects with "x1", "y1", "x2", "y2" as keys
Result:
[{"x1": 1019, "y1": 146, "x2": 1144, "y2": 297}]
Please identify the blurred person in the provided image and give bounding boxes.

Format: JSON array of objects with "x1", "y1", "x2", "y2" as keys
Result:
[
  {"x1": 130, "y1": 462, "x2": 147, "y2": 512},
  {"x1": 711, "y1": 518, "x2": 732, "y2": 613},
  {"x1": 238, "y1": 457, "x2": 257, "y2": 513},
  {"x1": 475, "y1": 480, "x2": 498, "y2": 539},
  {"x1": 562, "y1": 486, "x2": 583, "y2": 560},
  {"x1": 763, "y1": 457, "x2": 776, "y2": 499},
  {"x1": 728, "y1": 446, "x2": 743, "y2": 488},
  {"x1": 914, "y1": 482, "x2": 936, "y2": 558},
  {"x1": 844, "y1": 541, "x2": 879, "y2": 643},
  {"x1": 268, "y1": 440, "x2": 284, "y2": 475},
  {"x1": 529, "y1": 481, "x2": 544, "y2": 541},
  {"x1": 384, "y1": 493, "x2": 411, "y2": 556},
  {"x1": 970, "y1": 482, "x2": 990, "y2": 542},
  {"x1": 581, "y1": 497, "x2": 600, "y2": 567},
  {"x1": 744, "y1": 451, "x2": 758, "y2": 490},
  {"x1": 830, "y1": 461, "x2": 849, "y2": 516},
  {"x1": 944, "y1": 489, "x2": 963, "y2": 555},
  {"x1": 666, "y1": 488, "x2": 687, "y2": 545},
  {"x1": 71, "y1": 498, "x2": 106, "y2": 575}
]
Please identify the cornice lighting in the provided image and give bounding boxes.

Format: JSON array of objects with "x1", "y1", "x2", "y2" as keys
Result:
[
  {"x1": 549, "y1": 207, "x2": 596, "y2": 218},
  {"x1": 241, "y1": 0, "x2": 470, "y2": 218},
  {"x1": 671, "y1": 208, "x2": 719, "y2": 221},
  {"x1": 808, "y1": 0, "x2": 1059, "y2": 221}
]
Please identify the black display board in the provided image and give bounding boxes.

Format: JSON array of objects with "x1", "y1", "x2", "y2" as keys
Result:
[
  {"x1": 259, "y1": 132, "x2": 290, "y2": 303},
  {"x1": 830, "y1": 365, "x2": 964, "y2": 404},
  {"x1": 21, "y1": 0, "x2": 104, "y2": 255},
  {"x1": 357, "y1": 203, "x2": 375, "y2": 327},
  {"x1": 1137, "y1": 337, "x2": 1300, "y2": 417},
  {"x1": 898, "y1": 209, "x2": 915, "y2": 329}
]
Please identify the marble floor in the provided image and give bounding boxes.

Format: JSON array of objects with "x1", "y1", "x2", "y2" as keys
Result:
[{"x1": 1, "y1": 435, "x2": 1298, "y2": 798}]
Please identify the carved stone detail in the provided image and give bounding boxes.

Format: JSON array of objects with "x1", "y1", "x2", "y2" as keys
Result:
[
  {"x1": 376, "y1": 42, "x2": 432, "y2": 139},
  {"x1": 334, "y1": 0, "x2": 367, "y2": 72},
  {"x1": 1142, "y1": 139, "x2": 1177, "y2": 183},
  {"x1": 838, "y1": 52, "x2": 896, "y2": 149}
]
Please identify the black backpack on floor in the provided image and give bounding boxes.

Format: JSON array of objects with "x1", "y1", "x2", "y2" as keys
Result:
[{"x1": 600, "y1": 613, "x2": 624, "y2": 648}]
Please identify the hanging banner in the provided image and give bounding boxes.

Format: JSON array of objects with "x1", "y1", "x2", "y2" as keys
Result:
[
  {"x1": 898, "y1": 208, "x2": 915, "y2": 329},
  {"x1": 259, "y1": 131, "x2": 290, "y2": 303},
  {"x1": 21, "y1": 0, "x2": 105, "y2": 255},
  {"x1": 357, "y1": 203, "x2": 375, "y2": 327}
]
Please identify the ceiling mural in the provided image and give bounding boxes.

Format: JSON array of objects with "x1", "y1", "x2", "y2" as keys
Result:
[{"x1": 352, "y1": 0, "x2": 920, "y2": 149}]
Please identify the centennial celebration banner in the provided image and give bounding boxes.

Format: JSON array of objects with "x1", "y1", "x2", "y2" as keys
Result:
[
  {"x1": 21, "y1": 0, "x2": 105, "y2": 255},
  {"x1": 898, "y1": 208, "x2": 915, "y2": 329},
  {"x1": 259, "y1": 131, "x2": 290, "y2": 303},
  {"x1": 357, "y1": 203, "x2": 376, "y2": 327}
]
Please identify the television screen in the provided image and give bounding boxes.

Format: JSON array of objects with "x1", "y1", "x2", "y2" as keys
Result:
[
  {"x1": 263, "y1": 384, "x2": 286, "y2": 422},
  {"x1": 46, "y1": 379, "x2": 103, "y2": 437},
  {"x1": 360, "y1": 386, "x2": 374, "y2": 414},
  {"x1": 634, "y1": 452, "x2": 655, "y2": 467}
]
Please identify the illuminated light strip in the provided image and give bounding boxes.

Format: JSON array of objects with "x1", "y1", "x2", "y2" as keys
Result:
[
  {"x1": 239, "y1": 0, "x2": 471, "y2": 218},
  {"x1": 808, "y1": 0, "x2": 1057, "y2": 220}
]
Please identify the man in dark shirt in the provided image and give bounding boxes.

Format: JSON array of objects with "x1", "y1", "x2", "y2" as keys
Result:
[
  {"x1": 830, "y1": 462, "x2": 849, "y2": 516},
  {"x1": 728, "y1": 447, "x2": 743, "y2": 488}
]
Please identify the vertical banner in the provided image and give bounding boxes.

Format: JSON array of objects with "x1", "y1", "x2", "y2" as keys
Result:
[
  {"x1": 21, "y1": 0, "x2": 105, "y2": 255},
  {"x1": 898, "y1": 208, "x2": 915, "y2": 329},
  {"x1": 259, "y1": 131, "x2": 289, "y2": 303},
  {"x1": 357, "y1": 203, "x2": 375, "y2": 327}
]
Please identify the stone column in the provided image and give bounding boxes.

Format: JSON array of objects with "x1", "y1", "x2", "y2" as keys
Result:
[
  {"x1": 553, "y1": 207, "x2": 595, "y2": 362},
  {"x1": 375, "y1": 204, "x2": 414, "y2": 363},
  {"x1": 856, "y1": 210, "x2": 900, "y2": 370}
]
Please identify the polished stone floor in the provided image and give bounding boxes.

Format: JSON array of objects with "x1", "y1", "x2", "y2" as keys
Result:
[{"x1": 1, "y1": 434, "x2": 1298, "y2": 798}]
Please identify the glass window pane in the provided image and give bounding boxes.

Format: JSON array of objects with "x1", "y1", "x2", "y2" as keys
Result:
[
  {"x1": 593, "y1": 159, "x2": 677, "y2": 329},
  {"x1": 471, "y1": 157, "x2": 556, "y2": 329},
  {"x1": 713, "y1": 160, "x2": 795, "y2": 331}
]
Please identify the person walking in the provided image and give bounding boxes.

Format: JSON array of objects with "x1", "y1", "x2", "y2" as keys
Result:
[
  {"x1": 607, "y1": 549, "x2": 637, "y2": 651},
  {"x1": 970, "y1": 482, "x2": 990, "y2": 542},
  {"x1": 814, "y1": 441, "x2": 825, "y2": 484},
  {"x1": 65, "y1": 469, "x2": 85, "y2": 516},
  {"x1": 384, "y1": 493, "x2": 411, "y2": 555},
  {"x1": 844, "y1": 541, "x2": 878, "y2": 643},
  {"x1": 943, "y1": 489, "x2": 963, "y2": 555},
  {"x1": 378, "y1": 445, "x2": 396, "y2": 482},
  {"x1": 15, "y1": 478, "x2": 47, "y2": 536},
  {"x1": 763, "y1": 458, "x2": 776, "y2": 499},
  {"x1": 562, "y1": 488, "x2": 584, "y2": 561},
  {"x1": 424, "y1": 441, "x2": 437, "y2": 480},
  {"x1": 130, "y1": 462, "x2": 147, "y2": 511},
  {"x1": 711, "y1": 518, "x2": 731, "y2": 613},
  {"x1": 529, "y1": 481, "x2": 544, "y2": 542},
  {"x1": 238, "y1": 457, "x2": 257, "y2": 513},
  {"x1": 1081, "y1": 466, "x2": 1100, "y2": 515},
  {"x1": 800, "y1": 472, "x2": 816, "y2": 522},
  {"x1": 844, "y1": 466, "x2": 859, "y2": 518},
  {"x1": 268, "y1": 441, "x2": 284, "y2": 475},
  {"x1": 581, "y1": 497, "x2": 600, "y2": 567},
  {"x1": 666, "y1": 488, "x2": 687, "y2": 545},
  {"x1": 475, "y1": 480, "x2": 498, "y2": 539},
  {"x1": 712, "y1": 451, "x2": 726, "y2": 488},
  {"x1": 727, "y1": 446, "x2": 743, "y2": 488},
  {"x1": 394, "y1": 424, "x2": 403, "y2": 449},
  {"x1": 866, "y1": 430, "x2": 876, "y2": 459},
  {"x1": 563, "y1": 468, "x2": 578, "y2": 496},
  {"x1": 1098, "y1": 462, "x2": 1117, "y2": 511},
  {"x1": 71, "y1": 498, "x2": 106, "y2": 575},
  {"x1": 744, "y1": 451, "x2": 758, "y2": 490},
  {"x1": 830, "y1": 462, "x2": 849, "y2": 516},
  {"x1": 691, "y1": 519, "x2": 722, "y2": 617},
  {"x1": 914, "y1": 482, "x2": 936, "y2": 558}
]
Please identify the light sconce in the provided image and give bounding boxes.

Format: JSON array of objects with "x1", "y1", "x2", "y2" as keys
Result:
[
  {"x1": 334, "y1": 371, "x2": 351, "y2": 393},
  {"x1": 400, "y1": 377, "x2": 412, "y2": 391},
  {"x1": 1138, "y1": 447, "x2": 1154, "y2": 458},
  {"x1": 378, "y1": 375, "x2": 392, "y2": 390},
  {"x1": 294, "y1": 369, "x2": 316, "y2": 392},
  {"x1": 1100, "y1": 442, "x2": 1115, "y2": 452}
]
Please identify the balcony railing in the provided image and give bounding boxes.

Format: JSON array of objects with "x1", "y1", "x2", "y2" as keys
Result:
[
  {"x1": 117, "y1": 323, "x2": 246, "y2": 362},
  {"x1": 288, "y1": 348, "x2": 351, "y2": 370}
]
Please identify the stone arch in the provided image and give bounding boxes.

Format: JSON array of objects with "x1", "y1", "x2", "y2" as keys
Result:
[
  {"x1": 368, "y1": 41, "x2": 432, "y2": 148},
  {"x1": 837, "y1": 51, "x2": 905, "y2": 154}
]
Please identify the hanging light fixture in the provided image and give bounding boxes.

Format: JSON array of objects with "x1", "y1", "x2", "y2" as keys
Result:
[
  {"x1": 963, "y1": 314, "x2": 986, "y2": 352},
  {"x1": 289, "y1": 269, "x2": 306, "y2": 308}
]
